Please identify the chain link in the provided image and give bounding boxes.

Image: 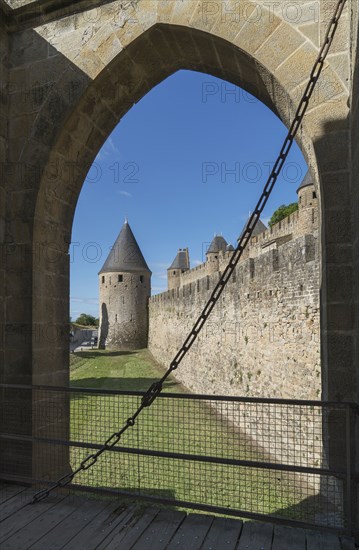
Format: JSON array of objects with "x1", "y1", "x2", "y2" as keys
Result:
[{"x1": 31, "y1": 0, "x2": 347, "y2": 504}]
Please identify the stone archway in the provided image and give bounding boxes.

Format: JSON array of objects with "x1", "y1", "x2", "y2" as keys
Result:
[
  {"x1": 1, "y1": 0, "x2": 355, "y2": 482},
  {"x1": 31, "y1": 21, "x2": 349, "y2": 401}
]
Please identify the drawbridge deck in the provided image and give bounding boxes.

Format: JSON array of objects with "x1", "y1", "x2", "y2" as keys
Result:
[{"x1": 0, "y1": 482, "x2": 356, "y2": 549}]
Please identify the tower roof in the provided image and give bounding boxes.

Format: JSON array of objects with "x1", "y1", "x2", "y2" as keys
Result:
[
  {"x1": 237, "y1": 217, "x2": 267, "y2": 242},
  {"x1": 168, "y1": 249, "x2": 190, "y2": 271},
  {"x1": 206, "y1": 235, "x2": 228, "y2": 254},
  {"x1": 99, "y1": 220, "x2": 151, "y2": 274},
  {"x1": 297, "y1": 170, "x2": 314, "y2": 193}
]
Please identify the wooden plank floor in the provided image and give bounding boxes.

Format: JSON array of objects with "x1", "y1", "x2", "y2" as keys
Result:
[{"x1": 0, "y1": 483, "x2": 356, "y2": 550}]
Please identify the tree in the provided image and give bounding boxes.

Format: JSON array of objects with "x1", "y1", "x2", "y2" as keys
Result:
[
  {"x1": 75, "y1": 313, "x2": 98, "y2": 326},
  {"x1": 268, "y1": 203, "x2": 298, "y2": 228}
]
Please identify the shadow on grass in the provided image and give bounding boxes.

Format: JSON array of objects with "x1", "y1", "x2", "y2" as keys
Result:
[
  {"x1": 72, "y1": 350, "x2": 137, "y2": 359},
  {"x1": 70, "y1": 376, "x2": 179, "y2": 393},
  {"x1": 273, "y1": 493, "x2": 342, "y2": 527}
]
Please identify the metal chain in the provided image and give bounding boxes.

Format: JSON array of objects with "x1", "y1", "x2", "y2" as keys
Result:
[{"x1": 32, "y1": 0, "x2": 347, "y2": 504}]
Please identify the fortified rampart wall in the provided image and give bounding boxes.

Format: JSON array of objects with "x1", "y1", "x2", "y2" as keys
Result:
[
  {"x1": 149, "y1": 233, "x2": 321, "y2": 470},
  {"x1": 175, "y1": 197, "x2": 319, "y2": 289},
  {"x1": 149, "y1": 234, "x2": 320, "y2": 401}
]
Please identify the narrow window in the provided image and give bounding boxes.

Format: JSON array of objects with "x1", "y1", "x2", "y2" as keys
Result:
[
  {"x1": 173, "y1": 271, "x2": 176, "y2": 275},
  {"x1": 115, "y1": 314, "x2": 118, "y2": 322},
  {"x1": 312, "y1": 191, "x2": 317, "y2": 199},
  {"x1": 118, "y1": 274, "x2": 123, "y2": 282},
  {"x1": 140, "y1": 275, "x2": 144, "y2": 283},
  {"x1": 102, "y1": 276, "x2": 105, "y2": 284}
]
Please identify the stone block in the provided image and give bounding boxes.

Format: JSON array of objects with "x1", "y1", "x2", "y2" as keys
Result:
[
  {"x1": 135, "y1": 0, "x2": 159, "y2": 30},
  {"x1": 9, "y1": 29, "x2": 49, "y2": 68},
  {"x1": 86, "y1": 127, "x2": 107, "y2": 156},
  {"x1": 275, "y1": 41, "x2": 319, "y2": 90},
  {"x1": 322, "y1": 12, "x2": 349, "y2": 56},
  {"x1": 324, "y1": 210, "x2": 352, "y2": 244},
  {"x1": 6, "y1": 218, "x2": 32, "y2": 244},
  {"x1": 170, "y1": 0, "x2": 199, "y2": 27},
  {"x1": 76, "y1": 48, "x2": 105, "y2": 79},
  {"x1": 237, "y1": 16, "x2": 284, "y2": 62},
  {"x1": 321, "y1": 172, "x2": 350, "y2": 210},
  {"x1": 115, "y1": 18, "x2": 145, "y2": 51},
  {"x1": 157, "y1": 0, "x2": 176, "y2": 24},
  {"x1": 314, "y1": 130, "x2": 349, "y2": 173},
  {"x1": 16, "y1": 138, "x2": 49, "y2": 170},
  {"x1": 95, "y1": 33, "x2": 122, "y2": 67},
  {"x1": 299, "y1": 21, "x2": 319, "y2": 47},
  {"x1": 327, "y1": 52, "x2": 350, "y2": 90},
  {"x1": 305, "y1": 97, "x2": 349, "y2": 138},
  {"x1": 326, "y1": 360, "x2": 356, "y2": 401},
  {"x1": 327, "y1": 303, "x2": 354, "y2": 331},
  {"x1": 326, "y1": 264, "x2": 353, "y2": 302},
  {"x1": 324, "y1": 244, "x2": 352, "y2": 265},
  {"x1": 255, "y1": 24, "x2": 309, "y2": 74},
  {"x1": 9, "y1": 113, "x2": 36, "y2": 141}
]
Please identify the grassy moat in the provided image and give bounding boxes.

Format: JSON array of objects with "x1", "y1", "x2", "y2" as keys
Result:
[
  {"x1": 70, "y1": 348, "x2": 182, "y2": 393},
  {"x1": 69, "y1": 349, "x2": 321, "y2": 523}
]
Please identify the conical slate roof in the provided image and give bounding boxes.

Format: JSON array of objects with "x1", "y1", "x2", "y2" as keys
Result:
[
  {"x1": 238, "y1": 217, "x2": 267, "y2": 242},
  {"x1": 99, "y1": 220, "x2": 151, "y2": 274},
  {"x1": 168, "y1": 249, "x2": 190, "y2": 271},
  {"x1": 206, "y1": 235, "x2": 228, "y2": 254},
  {"x1": 297, "y1": 170, "x2": 314, "y2": 193}
]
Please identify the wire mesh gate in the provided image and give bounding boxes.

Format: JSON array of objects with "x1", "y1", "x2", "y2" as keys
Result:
[{"x1": 0, "y1": 384, "x2": 357, "y2": 535}]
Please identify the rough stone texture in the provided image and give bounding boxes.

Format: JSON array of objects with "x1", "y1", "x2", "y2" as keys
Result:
[
  {"x1": 0, "y1": 15, "x2": 8, "y2": 384},
  {"x1": 167, "y1": 185, "x2": 318, "y2": 288},
  {"x1": 149, "y1": 194, "x2": 321, "y2": 406},
  {"x1": 150, "y1": 232, "x2": 320, "y2": 400},
  {"x1": 148, "y1": 196, "x2": 321, "y2": 470},
  {"x1": 99, "y1": 271, "x2": 150, "y2": 349},
  {"x1": 350, "y1": 0, "x2": 359, "y2": 529},
  {"x1": 0, "y1": 0, "x2": 356, "y2": 519}
]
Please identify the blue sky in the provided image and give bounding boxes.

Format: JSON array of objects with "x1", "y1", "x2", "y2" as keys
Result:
[{"x1": 70, "y1": 69, "x2": 307, "y2": 319}]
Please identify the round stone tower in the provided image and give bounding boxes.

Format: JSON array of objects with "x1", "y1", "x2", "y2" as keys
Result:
[
  {"x1": 297, "y1": 170, "x2": 319, "y2": 233},
  {"x1": 98, "y1": 219, "x2": 151, "y2": 350}
]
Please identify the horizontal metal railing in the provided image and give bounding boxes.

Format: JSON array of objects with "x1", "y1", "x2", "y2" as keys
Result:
[{"x1": 0, "y1": 384, "x2": 357, "y2": 535}]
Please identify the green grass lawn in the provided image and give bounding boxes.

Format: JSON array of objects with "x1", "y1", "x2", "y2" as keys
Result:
[
  {"x1": 69, "y1": 349, "x2": 319, "y2": 523},
  {"x1": 70, "y1": 348, "x2": 182, "y2": 392}
]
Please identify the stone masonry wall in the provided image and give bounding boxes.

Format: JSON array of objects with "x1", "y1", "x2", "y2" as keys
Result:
[
  {"x1": 149, "y1": 234, "x2": 321, "y2": 469},
  {"x1": 177, "y1": 193, "x2": 318, "y2": 288},
  {"x1": 350, "y1": 0, "x2": 359, "y2": 523},
  {"x1": 150, "y1": 234, "x2": 320, "y2": 401},
  {"x1": 0, "y1": 18, "x2": 8, "y2": 384},
  {"x1": 99, "y1": 271, "x2": 150, "y2": 349}
]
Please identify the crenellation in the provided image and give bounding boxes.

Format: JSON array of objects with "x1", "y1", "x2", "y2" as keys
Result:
[
  {"x1": 149, "y1": 173, "x2": 321, "y2": 424},
  {"x1": 166, "y1": 176, "x2": 318, "y2": 292}
]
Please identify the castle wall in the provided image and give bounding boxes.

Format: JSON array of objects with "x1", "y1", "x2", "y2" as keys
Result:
[
  {"x1": 99, "y1": 271, "x2": 150, "y2": 350},
  {"x1": 150, "y1": 234, "x2": 320, "y2": 400},
  {"x1": 149, "y1": 234, "x2": 321, "y2": 467},
  {"x1": 0, "y1": 23, "x2": 7, "y2": 384},
  {"x1": 173, "y1": 202, "x2": 318, "y2": 289}
]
